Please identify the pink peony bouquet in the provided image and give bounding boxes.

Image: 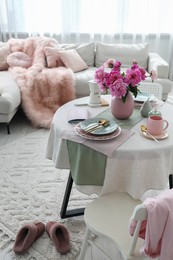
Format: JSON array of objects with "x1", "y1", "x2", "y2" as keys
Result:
[{"x1": 94, "y1": 59, "x2": 156, "y2": 103}]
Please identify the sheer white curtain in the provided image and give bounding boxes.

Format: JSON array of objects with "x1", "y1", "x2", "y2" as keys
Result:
[{"x1": 0, "y1": 0, "x2": 173, "y2": 78}]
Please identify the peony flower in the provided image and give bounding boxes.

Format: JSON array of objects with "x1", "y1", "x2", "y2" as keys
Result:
[
  {"x1": 94, "y1": 59, "x2": 155, "y2": 102},
  {"x1": 125, "y1": 69, "x2": 141, "y2": 87},
  {"x1": 94, "y1": 66, "x2": 107, "y2": 91},
  {"x1": 109, "y1": 78, "x2": 128, "y2": 98},
  {"x1": 150, "y1": 70, "x2": 157, "y2": 82},
  {"x1": 104, "y1": 58, "x2": 115, "y2": 69},
  {"x1": 105, "y1": 69, "x2": 122, "y2": 87},
  {"x1": 139, "y1": 67, "x2": 147, "y2": 81}
]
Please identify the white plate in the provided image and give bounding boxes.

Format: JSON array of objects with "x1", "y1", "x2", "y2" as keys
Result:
[
  {"x1": 79, "y1": 118, "x2": 118, "y2": 135},
  {"x1": 134, "y1": 93, "x2": 157, "y2": 103},
  {"x1": 140, "y1": 129, "x2": 168, "y2": 140},
  {"x1": 75, "y1": 124, "x2": 121, "y2": 141}
]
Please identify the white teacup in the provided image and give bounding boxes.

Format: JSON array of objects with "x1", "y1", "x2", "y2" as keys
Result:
[{"x1": 147, "y1": 115, "x2": 169, "y2": 135}]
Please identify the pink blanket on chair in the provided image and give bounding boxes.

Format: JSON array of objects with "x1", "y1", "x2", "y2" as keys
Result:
[
  {"x1": 129, "y1": 189, "x2": 173, "y2": 260},
  {"x1": 8, "y1": 37, "x2": 76, "y2": 128}
]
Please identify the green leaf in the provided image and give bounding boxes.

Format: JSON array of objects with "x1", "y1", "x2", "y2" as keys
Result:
[{"x1": 122, "y1": 96, "x2": 126, "y2": 103}]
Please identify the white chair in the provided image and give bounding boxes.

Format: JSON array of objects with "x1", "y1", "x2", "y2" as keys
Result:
[
  {"x1": 78, "y1": 192, "x2": 148, "y2": 260},
  {"x1": 139, "y1": 82, "x2": 163, "y2": 100}
]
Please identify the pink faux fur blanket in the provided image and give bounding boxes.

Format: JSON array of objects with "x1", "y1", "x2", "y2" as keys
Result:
[{"x1": 8, "y1": 37, "x2": 76, "y2": 128}]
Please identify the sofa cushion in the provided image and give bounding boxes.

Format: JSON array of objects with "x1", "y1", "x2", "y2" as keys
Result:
[
  {"x1": 95, "y1": 42, "x2": 149, "y2": 69},
  {"x1": 0, "y1": 71, "x2": 21, "y2": 114},
  {"x1": 74, "y1": 67, "x2": 97, "y2": 97},
  {"x1": 59, "y1": 49, "x2": 88, "y2": 72},
  {"x1": 7, "y1": 52, "x2": 32, "y2": 68},
  {"x1": 0, "y1": 44, "x2": 11, "y2": 70},
  {"x1": 44, "y1": 46, "x2": 65, "y2": 68},
  {"x1": 0, "y1": 41, "x2": 7, "y2": 47},
  {"x1": 59, "y1": 42, "x2": 95, "y2": 67}
]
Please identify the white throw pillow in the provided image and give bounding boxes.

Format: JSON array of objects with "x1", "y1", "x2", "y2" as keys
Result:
[
  {"x1": 59, "y1": 42, "x2": 95, "y2": 67},
  {"x1": 0, "y1": 44, "x2": 11, "y2": 70},
  {"x1": 95, "y1": 42, "x2": 149, "y2": 68},
  {"x1": 59, "y1": 49, "x2": 88, "y2": 72}
]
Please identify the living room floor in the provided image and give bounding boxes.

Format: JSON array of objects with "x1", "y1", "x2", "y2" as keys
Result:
[
  {"x1": 0, "y1": 108, "x2": 40, "y2": 147},
  {"x1": 0, "y1": 110, "x2": 42, "y2": 259}
]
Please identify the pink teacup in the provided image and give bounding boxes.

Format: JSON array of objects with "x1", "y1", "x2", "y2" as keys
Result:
[{"x1": 147, "y1": 115, "x2": 169, "y2": 135}]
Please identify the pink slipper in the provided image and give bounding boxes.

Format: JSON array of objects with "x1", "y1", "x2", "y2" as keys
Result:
[
  {"x1": 46, "y1": 221, "x2": 70, "y2": 254},
  {"x1": 13, "y1": 222, "x2": 45, "y2": 254}
]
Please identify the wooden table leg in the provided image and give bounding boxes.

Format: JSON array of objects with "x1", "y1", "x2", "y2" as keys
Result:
[{"x1": 60, "y1": 171, "x2": 85, "y2": 219}]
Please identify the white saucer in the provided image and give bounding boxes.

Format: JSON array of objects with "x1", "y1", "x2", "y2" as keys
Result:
[{"x1": 140, "y1": 129, "x2": 168, "y2": 140}]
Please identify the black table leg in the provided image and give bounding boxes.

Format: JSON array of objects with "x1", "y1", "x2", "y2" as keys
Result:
[
  {"x1": 60, "y1": 171, "x2": 85, "y2": 219},
  {"x1": 6, "y1": 123, "x2": 10, "y2": 134},
  {"x1": 169, "y1": 174, "x2": 173, "y2": 189}
]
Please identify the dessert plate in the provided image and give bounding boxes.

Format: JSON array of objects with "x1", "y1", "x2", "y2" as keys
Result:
[
  {"x1": 134, "y1": 93, "x2": 157, "y2": 103},
  {"x1": 75, "y1": 124, "x2": 121, "y2": 141},
  {"x1": 140, "y1": 129, "x2": 168, "y2": 140},
  {"x1": 79, "y1": 118, "x2": 118, "y2": 135}
]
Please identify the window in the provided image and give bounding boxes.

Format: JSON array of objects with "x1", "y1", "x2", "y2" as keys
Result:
[{"x1": 1, "y1": 0, "x2": 173, "y2": 35}]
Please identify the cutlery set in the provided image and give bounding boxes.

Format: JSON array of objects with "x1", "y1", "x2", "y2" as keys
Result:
[{"x1": 83, "y1": 119, "x2": 110, "y2": 133}]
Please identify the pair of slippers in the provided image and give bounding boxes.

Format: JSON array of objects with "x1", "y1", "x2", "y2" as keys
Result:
[{"x1": 13, "y1": 221, "x2": 70, "y2": 255}]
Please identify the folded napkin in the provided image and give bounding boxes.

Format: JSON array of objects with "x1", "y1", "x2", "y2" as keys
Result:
[
  {"x1": 60, "y1": 128, "x2": 134, "y2": 157},
  {"x1": 67, "y1": 107, "x2": 90, "y2": 123}
]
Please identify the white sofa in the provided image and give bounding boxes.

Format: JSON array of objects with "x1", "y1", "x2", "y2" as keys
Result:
[
  {"x1": 0, "y1": 41, "x2": 172, "y2": 132},
  {"x1": 59, "y1": 42, "x2": 172, "y2": 100},
  {"x1": 0, "y1": 71, "x2": 21, "y2": 133}
]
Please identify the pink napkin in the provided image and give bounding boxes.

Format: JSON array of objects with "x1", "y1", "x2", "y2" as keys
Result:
[
  {"x1": 60, "y1": 128, "x2": 134, "y2": 157},
  {"x1": 67, "y1": 107, "x2": 90, "y2": 123}
]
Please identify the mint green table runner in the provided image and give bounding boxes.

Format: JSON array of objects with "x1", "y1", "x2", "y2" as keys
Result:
[
  {"x1": 67, "y1": 108, "x2": 143, "y2": 186},
  {"x1": 97, "y1": 107, "x2": 143, "y2": 129},
  {"x1": 66, "y1": 141, "x2": 106, "y2": 185}
]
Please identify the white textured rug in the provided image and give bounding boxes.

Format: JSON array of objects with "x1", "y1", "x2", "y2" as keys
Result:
[{"x1": 0, "y1": 129, "x2": 96, "y2": 260}]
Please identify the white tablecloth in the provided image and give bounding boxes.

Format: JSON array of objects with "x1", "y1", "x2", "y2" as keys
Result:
[{"x1": 46, "y1": 96, "x2": 173, "y2": 199}]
